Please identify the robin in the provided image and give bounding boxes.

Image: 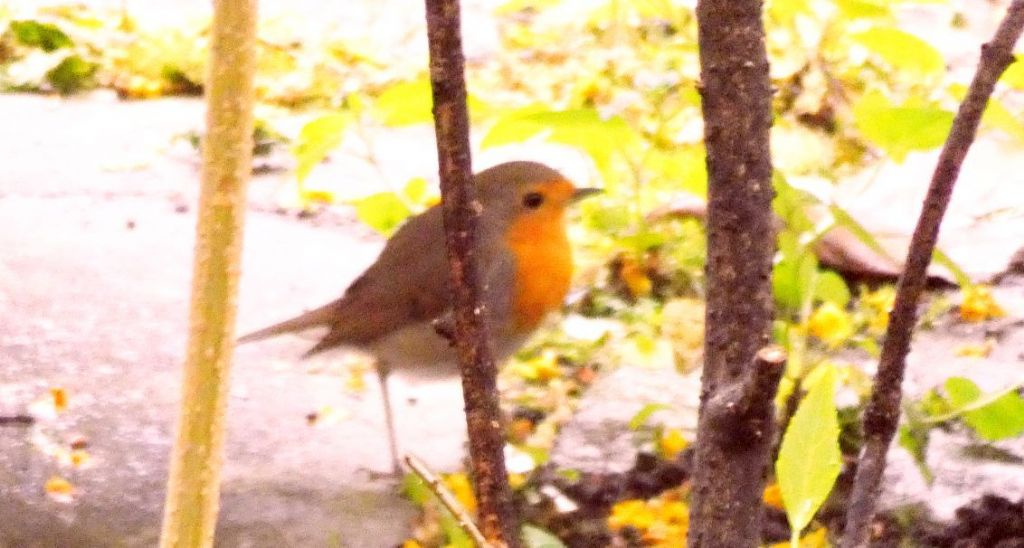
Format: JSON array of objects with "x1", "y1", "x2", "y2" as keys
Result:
[{"x1": 239, "y1": 160, "x2": 599, "y2": 472}]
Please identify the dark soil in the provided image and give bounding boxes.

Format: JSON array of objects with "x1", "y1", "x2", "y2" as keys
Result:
[{"x1": 515, "y1": 448, "x2": 1024, "y2": 547}]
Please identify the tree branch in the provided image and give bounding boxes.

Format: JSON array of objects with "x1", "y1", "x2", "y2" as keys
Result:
[
  {"x1": 841, "y1": 3, "x2": 1024, "y2": 546},
  {"x1": 687, "y1": 0, "x2": 777, "y2": 544},
  {"x1": 405, "y1": 454, "x2": 492, "y2": 548},
  {"x1": 702, "y1": 346, "x2": 787, "y2": 445},
  {"x1": 423, "y1": 1, "x2": 520, "y2": 546}
]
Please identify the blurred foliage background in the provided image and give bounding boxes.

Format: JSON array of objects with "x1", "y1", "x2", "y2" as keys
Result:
[{"x1": 4, "y1": 0, "x2": 1024, "y2": 545}]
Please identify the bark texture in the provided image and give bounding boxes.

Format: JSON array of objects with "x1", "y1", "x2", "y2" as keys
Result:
[
  {"x1": 424, "y1": 0, "x2": 520, "y2": 546},
  {"x1": 158, "y1": 0, "x2": 257, "y2": 546},
  {"x1": 842, "y1": 3, "x2": 1024, "y2": 546},
  {"x1": 687, "y1": 0, "x2": 778, "y2": 546}
]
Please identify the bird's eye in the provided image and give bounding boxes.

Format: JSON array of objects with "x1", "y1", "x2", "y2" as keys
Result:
[{"x1": 523, "y1": 192, "x2": 544, "y2": 209}]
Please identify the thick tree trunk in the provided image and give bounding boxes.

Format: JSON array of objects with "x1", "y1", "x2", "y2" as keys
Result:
[
  {"x1": 424, "y1": 0, "x2": 520, "y2": 546},
  {"x1": 158, "y1": 1, "x2": 257, "y2": 547},
  {"x1": 686, "y1": 0, "x2": 780, "y2": 546}
]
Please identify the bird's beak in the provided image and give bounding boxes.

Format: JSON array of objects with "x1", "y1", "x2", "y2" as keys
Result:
[{"x1": 571, "y1": 187, "x2": 603, "y2": 202}]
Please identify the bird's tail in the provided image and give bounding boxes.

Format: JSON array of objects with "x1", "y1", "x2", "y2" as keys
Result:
[{"x1": 237, "y1": 301, "x2": 339, "y2": 344}]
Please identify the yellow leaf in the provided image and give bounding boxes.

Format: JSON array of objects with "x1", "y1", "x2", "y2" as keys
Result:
[
  {"x1": 658, "y1": 428, "x2": 688, "y2": 460},
  {"x1": 620, "y1": 257, "x2": 653, "y2": 298},
  {"x1": 608, "y1": 499, "x2": 657, "y2": 531},
  {"x1": 512, "y1": 351, "x2": 562, "y2": 382},
  {"x1": 442, "y1": 472, "x2": 477, "y2": 515},
  {"x1": 44, "y1": 476, "x2": 75, "y2": 502},
  {"x1": 808, "y1": 302, "x2": 853, "y2": 347},
  {"x1": 954, "y1": 340, "x2": 994, "y2": 359},
  {"x1": 50, "y1": 387, "x2": 68, "y2": 413},
  {"x1": 959, "y1": 285, "x2": 1006, "y2": 323},
  {"x1": 69, "y1": 449, "x2": 91, "y2": 468},
  {"x1": 763, "y1": 482, "x2": 785, "y2": 510}
]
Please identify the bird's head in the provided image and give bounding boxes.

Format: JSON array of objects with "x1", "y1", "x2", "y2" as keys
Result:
[{"x1": 475, "y1": 161, "x2": 601, "y2": 231}]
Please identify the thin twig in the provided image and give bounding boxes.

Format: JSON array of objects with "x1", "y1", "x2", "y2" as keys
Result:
[
  {"x1": 841, "y1": 3, "x2": 1024, "y2": 546},
  {"x1": 423, "y1": 0, "x2": 521, "y2": 546},
  {"x1": 404, "y1": 455, "x2": 492, "y2": 548}
]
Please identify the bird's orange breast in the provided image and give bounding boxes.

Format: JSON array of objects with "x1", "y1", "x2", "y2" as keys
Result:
[{"x1": 504, "y1": 208, "x2": 573, "y2": 331}]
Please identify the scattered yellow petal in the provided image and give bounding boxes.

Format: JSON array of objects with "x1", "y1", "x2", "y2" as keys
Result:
[
  {"x1": 657, "y1": 428, "x2": 688, "y2": 460},
  {"x1": 300, "y1": 188, "x2": 336, "y2": 205},
  {"x1": 44, "y1": 476, "x2": 75, "y2": 502},
  {"x1": 401, "y1": 540, "x2": 423, "y2": 548},
  {"x1": 608, "y1": 499, "x2": 657, "y2": 531},
  {"x1": 954, "y1": 339, "x2": 995, "y2": 358},
  {"x1": 763, "y1": 482, "x2": 785, "y2": 510},
  {"x1": 808, "y1": 302, "x2": 853, "y2": 347},
  {"x1": 442, "y1": 472, "x2": 477, "y2": 515},
  {"x1": 508, "y1": 418, "x2": 535, "y2": 444},
  {"x1": 346, "y1": 362, "x2": 369, "y2": 393},
  {"x1": 508, "y1": 472, "x2": 527, "y2": 490},
  {"x1": 620, "y1": 257, "x2": 653, "y2": 299},
  {"x1": 69, "y1": 449, "x2": 91, "y2": 468},
  {"x1": 50, "y1": 387, "x2": 68, "y2": 413},
  {"x1": 959, "y1": 285, "x2": 1006, "y2": 323},
  {"x1": 608, "y1": 492, "x2": 689, "y2": 543}
]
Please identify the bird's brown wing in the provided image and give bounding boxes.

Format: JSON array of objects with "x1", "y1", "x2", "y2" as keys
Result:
[{"x1": 239, "y1": 207, "x2": 452, "y2": 356}]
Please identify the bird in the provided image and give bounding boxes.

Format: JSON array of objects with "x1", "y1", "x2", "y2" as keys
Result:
[{"x1": 238, "y1": 160, "x2": 600, "y2": 473}]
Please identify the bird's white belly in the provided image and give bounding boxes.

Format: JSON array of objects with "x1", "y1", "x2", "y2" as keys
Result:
[{"x1": 366, "y1": 320, "x2": 529, "y2": 379}]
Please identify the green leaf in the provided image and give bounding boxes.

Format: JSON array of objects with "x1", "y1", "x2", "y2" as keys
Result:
[
  {"x1": 1000, "y1": 55, "x2": 1024, "y2": 90},
  {"x1": 496, "y1": 0, "x2": 564, "y2": 15},
  {"x1": 932, "y1": 248, "x2": 972, "y2": 289},
  {"x1": 829, "y1": 204, "x2": 900, "y2": 265},
  {"x1": 374, "y1": 78, "x2": 434, "y2": 126},
  {"x1": 293, "y1": 113, "x2": 350, "y2": 183},
  {"x1": 9, "y1": 20, "x2": 73, "y2": 52},
  {"x1": 401, "y1": 473, "x2": 432, "y2": 506},
  {"x1": 767, "y1": 0, "x2": 812, "y2": 23},
  {"x1": 814, "y1": 270, "x2": 851, "y2": 307},
  {"x1": 944, "y1": 378, "x2": 1024, "y2": 441},
  {"x1": 628, "y1": 403, "x2": 672, "y2": 430},
  {"x1": 373, "y1": 76, "x2": 491, "y2": 127},
  {"x1": 45, "y1": 55, "x2": 97, "y2": 94},
  {"x1": 400, "y1": 473, "x2": 471, "y2": 548},
  {"x1": 773, "y1": 248, "x2": 818, "y2": 313},
  {"x1": 776, "y1": 363, "x2": 842, "y2": 542},
  {"x1": 898, "y1": 422, "x2": 934, "y2": 484},
  {"x1": 439, "y1": 514, "x2": 473, "y2": 548},
  {"x1": 949, "y1": 83, "x2": 1024, "y2": 143},
  {"x1": 643, "y1": 145, "x2": 707, "y2": 197},
  {"x1": 353, "y1": 192, "x2": 413, "y2": 236},
  {"x1": 522, "y1": 524, "x2": 568, "y2": 548},
  {"x1": 852, "y1": 27, "x2": 944, "y2": 75},
  {"x1": 403, "y1": 177, "x2": 430, "y2": 204},
  {"x1": 980, "y1": 97, "x2": 1024, "y2": 143},
  {"x1": 482, "y1": 108, "x2": 641, "y2": 187},
  {"x1": 854, "y1": 91, "x2": 953, "y2": 161},
  {"x1": 772, "y1": 174, "x2": 815, "y2": 234},
  {"x1": 835, "y1": 0, "x2": 892, "y2": 19}
]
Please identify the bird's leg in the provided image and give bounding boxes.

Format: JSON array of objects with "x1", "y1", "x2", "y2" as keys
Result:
[{"x1": 376, "y1": 359, "x2": 403, "y2": 476}]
